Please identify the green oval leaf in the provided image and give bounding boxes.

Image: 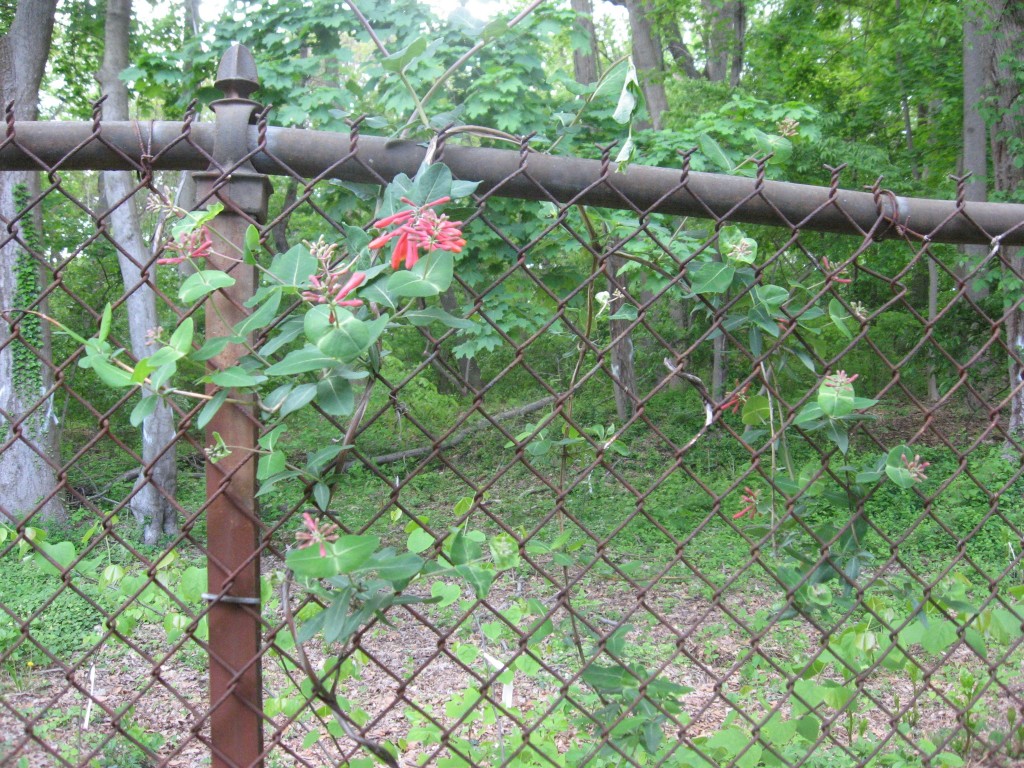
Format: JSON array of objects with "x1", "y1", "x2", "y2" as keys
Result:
[
  {"x1": 179, "y1": 270, "x2": 235, "y2": 303},
  {"x1": 286, "y1": 534, "x2": 380, "y2": 579},
  {"x1": 689, "y1": 261, "x2": 735, "y2": 295}
]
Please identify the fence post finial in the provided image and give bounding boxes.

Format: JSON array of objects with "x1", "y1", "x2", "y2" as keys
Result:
[{"x1": 215, "y1": 43, "x2": 259, "y2": 100}]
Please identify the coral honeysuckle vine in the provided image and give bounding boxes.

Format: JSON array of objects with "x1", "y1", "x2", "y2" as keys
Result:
[{"x1": 52, "y1": 163, "x2": 513, "y2": 765}]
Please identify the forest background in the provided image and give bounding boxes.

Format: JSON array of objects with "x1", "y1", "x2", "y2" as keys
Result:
[{"x1": 4, "y1": 0, "x2": 1022, "y2": 531}]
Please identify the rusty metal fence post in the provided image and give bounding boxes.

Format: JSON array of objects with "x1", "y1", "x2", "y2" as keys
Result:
[{"x1": 192, "y1": 45, "x2": 271, "y2": 768}]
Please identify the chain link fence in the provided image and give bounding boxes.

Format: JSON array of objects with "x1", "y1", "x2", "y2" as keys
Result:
[{"x1": 3, "y1": 44, "x2": 1024, "y2": 768}]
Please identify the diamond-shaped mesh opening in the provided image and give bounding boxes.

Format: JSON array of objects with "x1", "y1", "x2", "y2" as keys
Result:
[{"x1": 4, "y1": 111, "x2": 1024, "y2": 768}]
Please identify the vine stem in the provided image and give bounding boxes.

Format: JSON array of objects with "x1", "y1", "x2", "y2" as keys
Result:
[
  {"x1": 280, "y1": 575, "x2": 399, "y2": 767},
  {"x1": 419, "y1": 0, "x2": 547, "y2": 115},
  {"x1": 546, "y1": 55, "x2": 630, "y2": 155},
  {"x1": 555, "y1": 205, "x2": 601, "y2": 669},
  {"x1": 346, "y1": 0, "x2": 432, "y2": 131}
]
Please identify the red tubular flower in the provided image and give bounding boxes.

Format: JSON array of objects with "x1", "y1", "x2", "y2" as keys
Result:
[
  {"x1": 370, "y1": 196, "x2": 464, "y2": 270},
  {"x1": 901, "y1": 453, "x2": 930, "y2": 483},
  {"x1": 721, "y1": 383, "x2": 750, "y2": 415},
  {"x1": 733, "y1": 486, "x2": 762, "y2": 519},
  {"x1": 295, "y1": 511, "x2": 340, "y2": 557},
  {"x1": 333, "y1": 271, "x2": 366, "y2": 306},
  {"x1": 302, "y1": 265, "x2": 366, "y2": 308},
  {"x1": 823, "y1": 370, "x2": 859, "y2": 389},
  {"x1": 822, "y1": 256, "x2": 853, "y2": 284},
  {"x1": 390, "y1": 231, "x2": 420, "y2": 270},
  {"x1": 157, "y1": 226, "x2": 214, "y2": 265}
]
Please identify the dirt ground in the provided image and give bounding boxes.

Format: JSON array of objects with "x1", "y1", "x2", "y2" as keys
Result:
[{"x1": 4, "y1": 558, "x2": 1023, "y2": 768}]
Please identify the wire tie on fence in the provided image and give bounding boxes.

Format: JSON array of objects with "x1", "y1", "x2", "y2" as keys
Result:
[{"x1": 201, "y1": 592, "x2": 261, "y2": 606}]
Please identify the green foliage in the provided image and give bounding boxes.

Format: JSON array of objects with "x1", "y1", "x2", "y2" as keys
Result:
[{"x1": 9, "y1": 185, "x2": 44, "y2": 426}]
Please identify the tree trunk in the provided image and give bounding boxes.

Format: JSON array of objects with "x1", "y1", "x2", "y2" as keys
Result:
[
  {"x1": 621, "y1": 0, "x2": 668, "y2": 129},
  {"x1": 99, "y1": 0, "x2": 179, "y2": 544},
  {"x1": 570, "y1": 0, "x2": 599, "y2": 85},
  {"x1": 962, "y1": 1, "x2": 991, "y2": 300},
  {"x1": 702, "y1": 0, "x2": 745, "y2": 86},
  {"x1": 271, "y1": 178, "x2": 298, "y2": 253},
  {"x1": 986, "y1": 1, "x2": 1024, "y2": 437},
  {"x1": 0, "y1": 0, "x2": 64, "y2": 524}
]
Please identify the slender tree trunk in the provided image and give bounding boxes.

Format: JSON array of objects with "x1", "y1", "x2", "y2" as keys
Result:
[
  {"x1": 621, "y1": 0, "x2": 668, "y2": 129},
  {"x1": 99, "y1": 0, "x2": 179, "y2": 543},
  {"x1": 985, "y1": 1, "x2": 1024, "y2": 437},
  {"x1": 570, "y1": 0, "x2": 599, "y2": 85},
  {"x1": 271, "y1": 178, "x2": 298, "y2": 254},
  {"x1": 0, "y1": 0, "x2": 64, "y2": 524},
  {"x1": 702, "y1": 0, "x2": 745, "y2": 85},
  {"x1": 963, "y1": 1, "x2": 991, "y2": 300}
]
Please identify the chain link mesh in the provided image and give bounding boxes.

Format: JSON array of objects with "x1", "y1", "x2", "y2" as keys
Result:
[{"x1": 1, "y1": 112, "x2": 1024, "y2": 768}]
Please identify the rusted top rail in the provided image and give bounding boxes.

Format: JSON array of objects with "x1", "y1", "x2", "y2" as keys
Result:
[{"x1": 1, "y1": 119, "x2": 1020, "y2": 245}]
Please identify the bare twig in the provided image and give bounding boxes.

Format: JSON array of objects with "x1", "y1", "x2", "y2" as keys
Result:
[
  {"x1": 662, "y1": 357, "x2": 714, "y2": 454},
  {"x1": 419, "y1": 0, "x2": 547, "y2": 113},
  {"x1": 342, "y1": 395, "x2": 556, "y2": 470}
]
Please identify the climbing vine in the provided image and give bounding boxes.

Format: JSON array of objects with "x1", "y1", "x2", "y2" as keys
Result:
[{"x1": 10, "y1": 183, "x2": 45, "y2": 431}]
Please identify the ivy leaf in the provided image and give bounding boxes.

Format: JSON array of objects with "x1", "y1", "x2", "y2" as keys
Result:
[
  {"x1": 316, "y1": 373, "x2": 354, "y2": 416},
  {"x1": 316, "y1": 312, "x2": 371, "y2": 361},
  {"x1": 828, "y1": 298, "x2": 854, "y2": 339},
  {"x1": 265, "y1": 345, "x2": 338, "y2": 375},
  {"x1": 91, "y1": 358, "x2": 134, "y2": 388},
  {"x1": 98, "y1": 303, "x2": 113, "y2": 342},
  {"x1": 818, "y1": 379, "x2": 855, "y2": 418},
  {"x1": 752, "y1": 128, "x2": 793, "y2": 165},
  {"x1": 34, "y1": 540, "x2": 76, "y2": 576},
  {"x1": 455, "y1": 563, "x2": 495, "y2": 598},
  {"x1": 192, "y1": 336, "x2": 236, "y2": 362},
  {"x1": 609, "y1": 303, "x2": 638, "y2": 321},
  {"x1": 885, "y1": 446, "x2": 917, "y2": 489},
  {"x1": 582, "y1": 663, "x2": 640, "y2": 694},
  {"x1": 450, "y1": 179, "x2": 481, "y2": 198},
  {"x1": 825, "y1": 420, "x2": 849, "y2": 454},
  {"x1": 286, "y1": 535, "x2": 381, "y2": 579},
  {"x1": 234, "y1": 291, "x2": 282, "y2": 337},
  {"x1": 699, "y1": 134, "x2": 732, "y2": 172},
  {"x1": 197, "y1": 389, "x2": 229, "y2": 430},
  {"x1": 257, "y1": 450, "x2": 287, "y2": 481},
  {"x1": 365, "y1": 550, "x2": 425, "y2": 583},
  {"x1": 741, "y1": 394, "x2": 770, "y2": 425},
  {"x1": 279, "y1": 383, "x2": 318, "y2": 417},
  {"x1": 407, "y1": 527, "x2": 435, "y2": 553},
  {"x1": 169, "y1": 317, "x2": 194, "y2": 355},
  {"x1": 208, "y1": 366, "x2": 265, "y2": 388},
  {"x1": 404, "y1": 307, "x2": 476, "y2": 329},
  {"x1": 447, "y1": 528, "x2": 482, "y2": 566},
  {"x1": 243, "y1": 224, "x2": 261, "y2": 266},
  {"x1": 381, "y1": 36, "x2": 428, "y2": 72},
  {"x1": 411, "y1": 163, "x2": 453, "y2": 205}
]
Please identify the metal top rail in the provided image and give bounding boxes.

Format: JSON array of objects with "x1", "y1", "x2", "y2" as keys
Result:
[{"x1": 1, "y1": 118, "x2": 1022, "y2": 246}]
